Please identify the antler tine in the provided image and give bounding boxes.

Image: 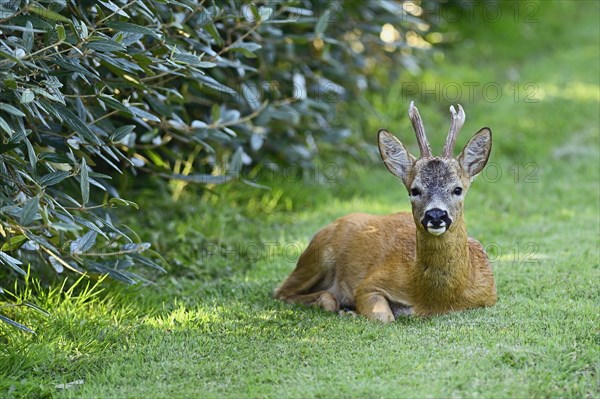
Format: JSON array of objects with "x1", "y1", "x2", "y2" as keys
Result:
[
  {"x1": 442, "y1": 104, "x2": 466, "y2": 158},
  {"x1": 408, "y1": 101, "x2": 432, "y2": 158}
]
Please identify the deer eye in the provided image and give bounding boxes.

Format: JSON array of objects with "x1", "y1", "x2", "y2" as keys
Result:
[
  {"x1": 453, "y1": 187, "x2": 463, "y2": 196},
  {"x1": 410, "y1": 188, "x2": 421, "y2": 197}
]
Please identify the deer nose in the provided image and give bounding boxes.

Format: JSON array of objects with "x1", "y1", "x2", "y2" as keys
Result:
[
  {"x1": 425, "y1": 208, "x2": 447, "y2": 223},
  {"x1": 423, "y1": 208, "x2": 450, "y2": 229}
]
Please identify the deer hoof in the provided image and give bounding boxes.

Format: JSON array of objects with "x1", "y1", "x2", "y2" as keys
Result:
[
  {"x1": 316, "y1": 292, "x2": 339, "y2": 312},
  {"x1": 371, "y1": 312, "x2": 395, "y2": 323},
  {"x1": 338, "y1": 309, "x2": 359, "y2": 317}
]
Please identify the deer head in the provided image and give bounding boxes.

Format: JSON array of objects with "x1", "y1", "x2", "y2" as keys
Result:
[{"x1": 378, "y1": 102, "x2": 492, "y2": 236}]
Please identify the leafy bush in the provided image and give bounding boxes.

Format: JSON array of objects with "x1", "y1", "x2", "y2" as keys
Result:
[{"x1": 0, "y1": 0, "x2": 440, "y2": 319}]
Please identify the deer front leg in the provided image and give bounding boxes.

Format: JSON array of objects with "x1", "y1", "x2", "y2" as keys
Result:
[
  {"x1": 355, "y1": 290, "x2": 395, "y2": 323},
  {"x1": 355, "y1": 270, "x2": 412, "y2": 323}
]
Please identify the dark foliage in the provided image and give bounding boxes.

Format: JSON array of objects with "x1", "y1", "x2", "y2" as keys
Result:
[{"x1": 0, "y1": 0, "x2": 441, "y2": 330}]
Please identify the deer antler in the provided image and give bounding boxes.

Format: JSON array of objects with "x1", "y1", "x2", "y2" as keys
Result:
[
  {"x1": 442, "y1": 104, "x2": 466, "y2": 158},
  {"x1": 408, "y1": 101, "x2": 432, "y2": 158}
]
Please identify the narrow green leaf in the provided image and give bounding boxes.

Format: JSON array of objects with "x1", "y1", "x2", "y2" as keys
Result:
[
  {"x1": 52, "y1": 58, "x2": 99, "y2": 80},
  {"x1": 51, "y1": 222, "x2": 83, "y2": 233},
  {"x1": 31, "y1": 87, "x2": 64, "y2": 104},
  {"x1": 131, "y1": 53, "x2": 153, "y2": 68},
  {"x1": 21, "y1": 231, "x2": 60, "y2": 254},
  {"x1": 210, "y1": 104, "x2": 221, "y2": 123},
  {"x1": 0, "y1": 251, "x2": 26, "y2": 275},
  {"x1": 229, "y1": 147, "x2": 243, "y2": 175},
  {"x1": 80, "y1": 158, "x2": 89, "y2": 205},
  {"x1": 86, "y1": 39, "x2": 126, "y2": 53},
  {"x1": 0, "y1": 313, "x2": 34, "y2": 333},
  {"x1": 0, "y1": 49, "x2": 22, "y2": 64},
  {"x1": 25, "y1": 138, "x2": 37, "y2": 169},
  {"x1": 172, "y1": 53, "x2": 204, "y2": 66},
  {"x1": 98, "y1": 95, "x2": 134, "y2": 117},
  {"x1": 196, "y1": 74, "x2": 237, "y2": 95},
  {"x1": 98, "y1": 0, "x2": 131, "y2": 18},
  {"x1": 110, "y1": 125, "x2": 135, "y2": 143},
  {"x1": 163, "y1": 0, "x2": 193, "y2": 11},
  {"x1": 96, "y1": 53, "x2": 143, "y2": 73},
  {"x1": 108, "y1": 198, "x2": 139, "y2": 209},
  {"x1": 8, "y1": 125, "x2": 26, "y2": 144},
  {"x1": 70, "y1": 215, "x2": 108, "y2": 239},
  {"x1": 22, "y1": 301, "x2": 50, "y2": 316},
  {"x1": 88, "y1": 213, "x2": 131, "y2": 242},
  {"x1": 315, "y1": 7, "x2": 334, "y2": 36},
  {"x1": 20, "y1": 89, "x2": 35, "y2": 104},
  {"x1": 38, "y1": 152, "x2": 73, "y2": 164},
  {"x1": 1, "y1": 235, "x2": 28, "y2": 251},
  {"x1": 20, "y1": 196, "x2": 39, "y2": 226},
  {"x1": 54, "y1": 104, "x2": 101, "y2": 144},
  {"x1": 230, "y1": 42, "x2": 262, "y2": 52},
  {"x1": 23, "y1": 21, "x2": 33, "y2": 51},
  {"x1": 90, "y1": 148, "x2": 121, "y2": 173},
  {"x1": 70, "y1": 231, "x2": 97, "y2": 254},
  {"x1": 230, "y1": 42, "x2": 262, "y2": 58},
  {"x1": 129, "y1": 254, "x2": 166, "y2": 273},
  {"x1": 48, "y1": 255, "x2": 68, "y2": 274},
  {"x1": 55, "y1": 24, "x2": 66, "y2": 41},
  {"x1": 88, "y1": 171, "x2": 113, "y2": 180},
  {"x1": 121, "y1": 243, "x2": 151, "y2": 252},
  {"x1": 0, "y1": 117, "x2": 12, "y2": 135},
  {"x1": 106, "y1": 21, "x2": 160, "y2": 39},
  {"x1": 29, "y1": 5, "x2": 71, "y2": 23},
  {"x1": 90, "y1": 262, "x2": 136, "y2": 284},
  {"x1": 0, "y1": 103, "x2": 26, "y2": 117},
  {"x1": 79, "y1": 20, "x2": 89, "y2": 39},
  {"x1": 129, "y1": 106, "x2": 160, "y2": 122},
  {"x1": 259, "y1": 6, "x2": 273, "y2": 21},
  {"x1": 161, "y1": 172, "x2": 232, "y2": 184},
  {"x1": 38, "y1": 171, "x2": 70, "y2": 187},
  {"x1": 204, "y1": 22, "x2": 223, "y2": 46},
  {"x1": 2, "y1": 24, "x2": 47, "y2": 34}
]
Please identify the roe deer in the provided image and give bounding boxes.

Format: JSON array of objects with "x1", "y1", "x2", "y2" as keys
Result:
[{"x1": 274, "y1": 102, "x2": 497, "y2": 322}]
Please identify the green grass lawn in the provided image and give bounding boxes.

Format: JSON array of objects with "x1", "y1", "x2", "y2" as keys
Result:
[{"x1": 2, "y1": 1, "x2": 599, "y2": 397}]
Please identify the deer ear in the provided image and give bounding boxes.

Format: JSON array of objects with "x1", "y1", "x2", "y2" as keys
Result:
[
  {"x1": 458, "y1": 127, "x2": 492, "y2": 178},
  {"x1": 378, "y1": 129, "x2": 416, "y2": 185}
]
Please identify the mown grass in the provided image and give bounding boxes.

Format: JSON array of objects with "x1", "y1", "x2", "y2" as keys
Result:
[{"x1": 1, "y1": 1, "x2": 599, "y2": 398}]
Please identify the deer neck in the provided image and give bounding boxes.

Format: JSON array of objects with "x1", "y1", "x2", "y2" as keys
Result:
[{"x1": 414, "y1": 219, "x2": 470, "y2": 291}]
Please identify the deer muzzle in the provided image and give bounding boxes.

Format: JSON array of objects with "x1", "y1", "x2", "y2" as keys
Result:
[{"x1": 422, "y1": 208, "x2": 452, "y2": 236}]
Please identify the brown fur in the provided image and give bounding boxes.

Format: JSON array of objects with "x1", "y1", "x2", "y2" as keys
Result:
[
  {"x1": 274, "y1": 104, "x2": 497, "y2": 322},
  {"x1": 274, "y1": 212, "x2": 496, "y2": 322}
]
